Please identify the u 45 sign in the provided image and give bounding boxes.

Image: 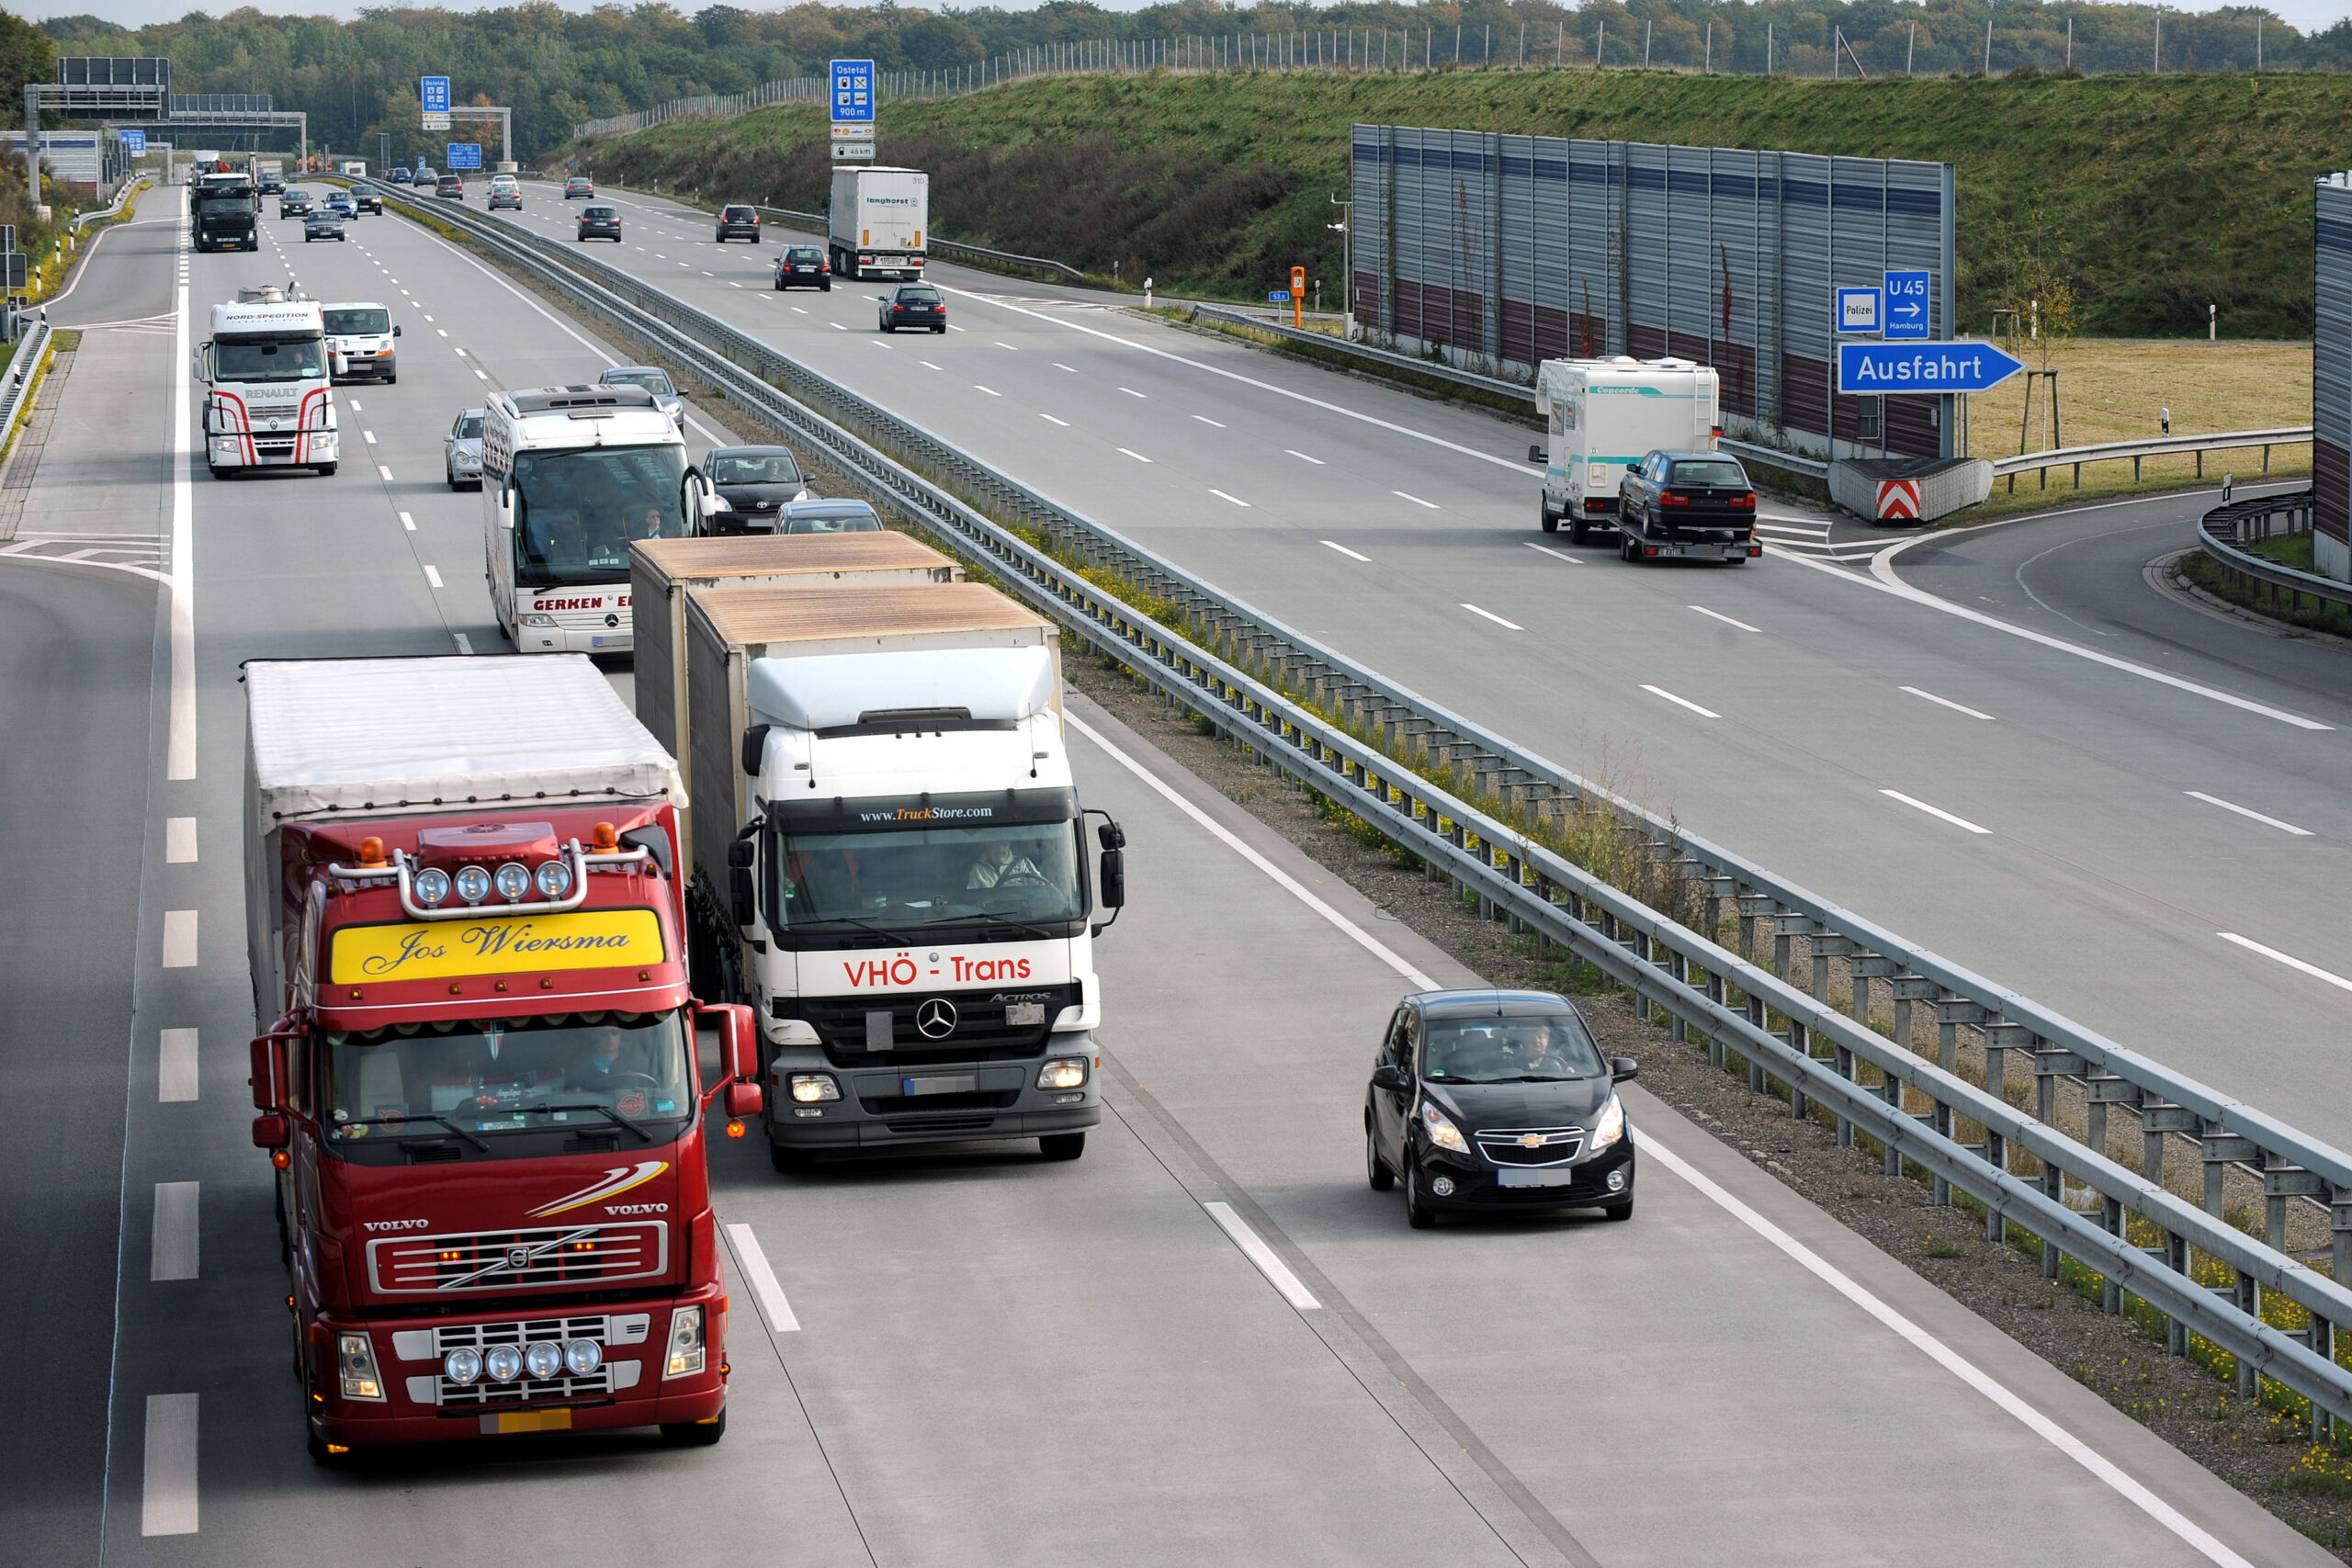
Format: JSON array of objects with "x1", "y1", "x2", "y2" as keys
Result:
[{"x1": 1837, "y1": 340, "x2": 2023, "y2": 396}]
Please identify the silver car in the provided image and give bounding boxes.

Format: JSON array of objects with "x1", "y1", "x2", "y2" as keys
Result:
[
  {"x1": 445, "y1": 407, "x2": 484, "y2": 491},
  {"x1": 598, "y1": 366, "x2": 683, "y2": 428}
]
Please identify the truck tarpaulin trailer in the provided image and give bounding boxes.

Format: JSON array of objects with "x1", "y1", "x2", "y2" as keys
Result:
[
  {"x1": 828, "y1": 165, "x2": 927, "y2": 281},
  {"x1": 629, "y1": 565, "x2": 1126, "y2": 1168},
  {"x1": 1533, "y1": 356, "x2": 1721, "y2": 546},
  {"x1": 243, "y1": 655, "x2": 760, "y2": 1461}
]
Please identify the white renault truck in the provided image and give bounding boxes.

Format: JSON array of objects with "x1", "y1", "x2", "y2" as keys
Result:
[
  {"x1": 1532, "y1": 356, "x2": 1720, "y2": 545},
  {"x1": 639, "y1": 575, "x2": 1125, "y2": 1169},
  {"x1": 480, "y1": 384, "x2": 701, "y2": 652},
  {"x1": 198, "y1": 299, "x2": 341, "y2": 477}
]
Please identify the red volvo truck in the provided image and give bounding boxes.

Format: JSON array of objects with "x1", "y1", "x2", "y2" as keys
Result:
[{"x1": 243, "y1": 655, "x2": 761, "y2": 1461}]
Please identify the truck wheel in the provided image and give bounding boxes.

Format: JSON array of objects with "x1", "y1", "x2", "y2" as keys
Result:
[
  {"x1": 1039, "y1": 1132, "x2": 1086, "y2": 1162},
  {"x1": 1539, "y1": 503, "x2": 1558, "y2": 535},
  {"x1": 660, "y1": 1409, "x2": 726, "y2": 1447},
  {"x1": 316, "y1": 463, "x2": 337, "y2": 477},
  {"x1": 1568, "y1": 515, "x2": 1588, "y2": 545}
]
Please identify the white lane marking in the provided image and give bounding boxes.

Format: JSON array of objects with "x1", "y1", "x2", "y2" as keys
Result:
[
  {"x1": 455, "y1": 347, "x2": 468, "y2": 357},
  {"x1": 473, "y1": 369, "x2": 488, "y2": 380},
  {"x1": 362, "y1": 430, "x2": 376, "y2": 445},
  {"x1": 938, "y1": 284, "x2": 1529, "y2": 473},
  {"x1": 791, "y1": 306, "x2": 807, "y2": 315},
  {"x1": 162, "y1": 909, "x2": 198, "y2": 968},
  {"x1": 920, "y1": 360, "x2": 942, "y2": 370},
  {"x1": 158, "y1": 1029, "x2": 198, "y2": 1103},
  {"x1": 1882, "y1": 789, "x2": 1991, "y2": 835},
  {"x1": 1118, "y1": 386, "x2": 1146, "y2": 398},
  {"x1": 399, "y1": 512, "x2": 415, "y2": 531},
  {"x1": 2186, "y1": 792, "x2": 2312, "y2": 837},
  {"x1": 1901, "y1": 685, "x2": 1996, "y2": 721},
  {"x1": 1284, "y1": 448, "x2": 1325, "y2": 465},
  {"x1": 1394, "y1": 491, "x2": 1440, "y2": 510},
  {"x1": 435, "y1": 328, "x2": 447, "y2": 337},
  {"x1": 2216, "y1": 931, "x2": 2352, "y2": 992},
  {"x1": 725, "y1": 1223, "x2": 801, "y2": 1332},
  {"x1": 1054, "y1": 362, "x2": 1076, "y2": 372},
  {"x1": 1193, "y1": 414, "x2": 1226, "y2": 427},
  {"x1": 151, "y1": 1182, "x2": 199, "y2": 1280},
  {"x1": 728, "y1": 281, "x2": 741, "y2": 288},
  {"x1": 141, "y1": 1393, "x2": 198, "y2": 1536},
  {"x1": 1836, "y1": 541, "x2": 2335, "y2": 731},
  {"x1": 1321, "y1": 540, "x2": 1370, "y2": 562},
  {"x1": 1040, "y1": 413, "x2": 1069, "y2": 426},
  {"x1": 995, "y1": 340, "x2": 1019, "y2": 350},
  {"x1": 871, "y1": 341, "x2": 891, "y2": 351},
  {"x1": 1462, "y1": 603, "x2": 1524, "y2": 631},
  {"x1": 1641, "y1": 683, "x2": 1721, "y2": 718},
  {"x1": 346, "y1": 400, "x2": 362, "y2": 412},
  {"x1": 1118, "y1": 447, "x2": 1153, "y2": 464},
  {"x1": 1209, "y1": 489, "x2": 1250, "y2": 508},
  {"x1": 1631, "y1": 1134, "x2": 2258, "y2": 1568},
  {"x1": 1524, "y1": 542, "x2": 1580, "y2": 564},
  {"x1": 1066, "y1": 711, "x2": 1434, "y2": 989},
  {"x1": 378, "y1": 465, "x2": 394, "y2": 481},
  {"x1": 946, "y1": 322, "x2": 967, "y2": 332},
  {"x1": 1689, "y1": 604, "x2": 1760, "y2": 633},
  {"x1": 973, "y1": 384, "x2": 1000, "y2": 397},
  {"x1": 168, "y1": 194, "x2": 195, "y2": 783},
  {"x1": 164, "y1": 818, "x2": 197, "y2": 863},
  {"x1": 1203, "y1": 1201, "x2": 1320, "y2": 1310},
  {"x1": 830, "y1": 321, "x2": 845, "y2": 332},
  {"x1": 452, "y1": 632, "x2": 473, "y2": 655},
  {"x1": 423, "y1": 564, "x2": 444, "y2": 589}
]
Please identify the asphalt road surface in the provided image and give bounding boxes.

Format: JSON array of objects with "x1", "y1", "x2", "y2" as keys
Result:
[{"x1": 0, "y1": 179, "x2": 2330, "y2": 1567}]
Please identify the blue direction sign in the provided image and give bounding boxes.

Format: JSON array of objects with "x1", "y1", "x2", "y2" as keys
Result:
[
  {"x1": 1838, "y1": 340, "x2": 2023, "y2": 396},
  {"x1": 421, "y1": 75, "x2": 450, "y2": 115},
  {"x1": 447, "y1": 143, "x2": 481, "y2": 170},
  {"x1": 831, "y1": 59, "x2": 875, "y2": 123},
  {"x1": 119, "y1": 129, "x2": 145, "y2": 153},
  {"x1": 1883, "y1": 268, "x2": 1932, "y2": 340}
]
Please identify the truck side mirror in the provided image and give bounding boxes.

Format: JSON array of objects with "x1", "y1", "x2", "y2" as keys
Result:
[
  {"x1": 727, "y1": 834, "x2": 757, "y2": 929},
  {"x1": 195, "y1": 343, "x2": 213, "y2": 384},
  {"x1": 740, "y1": 723, "x2": 770, "y2": 777},
  {"x1": 330, "y1": 351, "x2": 348, "y2": 378},
  {"x1": 251, "y1": 1112, "x2": 289, "y2": 1149},
  {"x1": 1528, "y1": 444, "x2": 1546, "y2": 464},
  {"x1": 249, "y1": 1032, "x2": 288, "y2": 1111},
  {"x1": 724, "y1": 1082, "x2": 763, "y2": 1118},
  {"x1": 1097, "y1": 846, "x2": 1125, "y2": 910},
  {"x1": 496, "y1": 483, "x2": 515, "y2": 529}
]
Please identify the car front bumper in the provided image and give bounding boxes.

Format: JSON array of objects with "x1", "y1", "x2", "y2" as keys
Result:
[{"x1": 1415, "y1": 1140, "x2": 1634, "y2": 1210}]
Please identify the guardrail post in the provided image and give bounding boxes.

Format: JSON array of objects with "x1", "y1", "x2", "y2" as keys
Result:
[
  {"x1": 1737, "y1": 893, "x2": 1772, "y2": 963},
  {"x1": 1746, "y1": 993, "x2": 1769, "y2": 1093},
  {"x1": 2235, "y1": 1270, "x2": 2258, "y2": 1395},
  {"x1": 2142, "y1": 1100, "x2": 2198, "y2": 1188},
  {"x1": 1811, "y1": 931, "x2": 1852, "y2": 1005},
  {"x1": 1704, "y1": 972, "x2": 1727, "y2": 1067},
  {"x1": 2204, "y1": 1125, "x2": 2259, "y2": 1219},
  {"x1": 1891, "y1": 973, "x2": 1935, "y2": 1057},
  {"x1": 1881, "y1": 1063, "x2": 1904, "y2": 1177},
  {"x1": 2264, "y1": 1163, "x2": 2326, "y2": 1253},
  {"x1": 2101, "y1": 1194, "x2": 2126, "y2": 1313},
  {"x1": 1787, "y1": 1021, "x2": 1810, "y2": 1119},
  {"x1": 1932, "y1": 998, "x2": 1987, "y2": 1208},
  {"x1": 2034, "y1": 1048, "x2": 2089, "y2": 1279},
  {"x1": 1773, "y1": 911, "x2": 1813, "y2": 983}
]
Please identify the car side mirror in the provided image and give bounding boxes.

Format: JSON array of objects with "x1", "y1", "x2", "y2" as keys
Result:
[
  {"x1": 1371, "y1": 1064, "x2": 1408, "y2": 1092},
  {"x1": 392, "y1": 324, "x2": 402, "y2": 337},
  {"x1": 1611, "y1": 1056, "x2": 1640, "y2": 1083},
  {"x1": 251, "y1": 1112, "x2": 289, "y2": 1149},
  {"x1": 1528, "y1": 444, "x2": 1546, "y2": 464}
]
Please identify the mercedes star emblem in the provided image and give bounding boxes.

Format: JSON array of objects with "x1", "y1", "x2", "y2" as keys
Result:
[{"x1": 914, "y1": 998, "x2": 957, "y2": 1040}]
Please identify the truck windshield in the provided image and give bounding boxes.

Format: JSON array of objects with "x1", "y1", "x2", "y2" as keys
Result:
[
  {"x1": 510, "y1": 445, "x2": 689, "y2": 587},
  {"x1": 322, "y1": 1010, "x2": 694, "y2": 1148},
  {"x1": 323, "y1": 308, "x2": 389, "y2": 334},
  {"x1": 773, "y1": 820, "x2": 1085, "y2": 935},
  {"x1": 215, "y1": 338, "x2": 326, "y2": 382}
]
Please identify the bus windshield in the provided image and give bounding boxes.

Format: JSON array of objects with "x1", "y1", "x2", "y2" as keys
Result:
[
  {"x1": 510, "y1": 445, "x2": 689, "y2": 587},
  {"x1": 215, "y1": 337, "x2": 326, "y2": 383}
]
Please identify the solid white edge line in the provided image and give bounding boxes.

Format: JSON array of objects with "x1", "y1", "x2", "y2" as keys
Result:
[
  {"x1": 1321, "y1": 540, "x2": 1370, "y2": 562},
  {"x1": 161, "y1": 908, "x2": 198, "y2": 968},
  {"x1": 141, "y1": 1393, "x2": 198, "y2": 1536},
  {"x1": 2184, "y1": 791, "x2": 2313, "y2": 837},
  {"x1": 1063, "y1": 710, "x2": 1435, "y2": 989},
  {"x1": 1641, "y1": 683, "x2": 1722, "y2": 719},
  {"x1": 158, "y1": 1029, "x2": 198, "y2": 1103},
  {"x1": 1524, "y1": 542, "x2": 1580, "y2": 564},
  {"x1": 167, "y1": 191, "x2": 195, "y2": 783},
  {"x1": 1688, "y1": 604, "x2": 1762, "y2": 633},
  {"x1": 1460, "y1": 603, "x2": 1523, "y2": 631},
  {"x1": 1631, "y1": 1132, "x2": 2257, "y2": 1568},
  {"x1": 2215, "y1": 932, "x2": 2352, "y2": 994},
  {"x1": 1202, "y1": 1201, "x2": 1320, "y2": 1311},
  {"x1": 164, "y1": 816, "x2": 197, "y2": 863},
  {"x1": 1900, "y1": 685, "x2": 1997, "y2": 722},
  {"x1": 1881, "y1": 788, "x2": 1992, "y2": 835},
  {"x1": 150, "y1": 1181, "x2": 198, "y2": 1280},
  {"x1": 724, "y1": 1222, "x2": 802, "y2": 1332}
]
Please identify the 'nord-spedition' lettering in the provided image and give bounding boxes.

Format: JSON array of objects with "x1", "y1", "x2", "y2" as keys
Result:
[{"x1": 460, "y1": 921, "x2": 637, "y2": 959}]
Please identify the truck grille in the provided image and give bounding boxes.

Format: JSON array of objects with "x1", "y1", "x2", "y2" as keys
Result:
[
  {"x1": 1476, "y1": 1128, "x2": 1585, "y2": 1168},
  {"x1": 787, "y1": 983, "x2": 1078, "y2": 1066},
  {"x1": 367, "y1": 1222, "x2": 668, "y2": 1294}
]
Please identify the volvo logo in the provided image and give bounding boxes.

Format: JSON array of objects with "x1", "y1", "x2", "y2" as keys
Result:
[
  {"x1": 505, "y1": 1246, "x2": 533, "y2": 1270},
  {"x1": 914, "y1": 998, "x2": 958, "y2": 1039}
]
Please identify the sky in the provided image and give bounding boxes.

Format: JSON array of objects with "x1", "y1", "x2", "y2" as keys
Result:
[{"x1": 29, "y1": 0, "x2": 2352, "y2": 45}]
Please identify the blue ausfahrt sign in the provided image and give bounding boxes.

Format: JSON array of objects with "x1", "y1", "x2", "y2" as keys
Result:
[
  {"x1": 1838, "y1": 340, "x2": 2023, "y2": 395},
  {"x1": 1883, "y1": 269, "x2": 1932, "y2": 340}
]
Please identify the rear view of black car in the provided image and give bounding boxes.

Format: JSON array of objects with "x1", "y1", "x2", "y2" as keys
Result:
[
  {"x1": 1612, "y1": 452, "x2": 1761, "y2": 564},
  {"x1": 714, "y1": 204, "x2": 762, "y2": 243},
  {"x1": 577, "y1": 204, "x2": 622, "y2": 242},
  {"x1": 1366, "y1": 989, "x2": 1637, "y2": 1227},
  {"x1": 774, "y1": 244, "x2": 829, "y2": 290}
]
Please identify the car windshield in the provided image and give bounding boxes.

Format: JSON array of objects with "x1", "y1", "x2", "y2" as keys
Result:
[
  {"x1": 784, "y1": 509, "x2": 880, "y2": 534},
  {"x1": 603, "y1": 370, "x2": 673, "y2": 396},
  {"x1": 1669, "y1": 460, "x2": 1748, "y2": 488},
  {"x1": 215, "y1": 337, "x2": 327, "y2": 383},
  {"x1": 510, "y1": 444, "x2": 689, "y2": 587},
  {"x1": 710, "y1": 452, "x2": 802, "y2": 485},
  {"x1": 322, "y1": 308, "x2": 390, "y2": 335},
  {"x1": 455, "y1": 413, "x2": 483, "y2": 439},
  {"x1": 1421, "y1": 1013, "x2": 1604, "y2": 1083},
  {"x1": 771, "y1": 820, "x2": 1085, "y2": 935},
  {"x1": 322, "y1": 1010, "x2": 694, "y2": 1150}
]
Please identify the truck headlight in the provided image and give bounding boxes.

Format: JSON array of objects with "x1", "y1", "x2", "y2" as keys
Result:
[
  {"x1": 521, "y1": 614, "x2": 557, "y2": 627},
  {"x1": 788, "y1": 1073, "x2": 840, "y2": 1103},
  {"x1": 1588, "y1": 1093, "x2": 1626, "y2": 1154},
  {"x1": 442, "y1": 1348, "x2": 482, "y2": 1385},
  {"x1": 563, "y1": 1338, "x2": 603, "y2": 1377},
  {"x1": 453, "y1": 864, "x2": 492, "y2": 904},
  {"x1": 534, "y1": 861, "x2": 572, "y2": 898},
  {"x1": 663, "y1": 1305, "x2": 706, "y2": 1379},
  {"x1": 523, "y1": 1341, "x2": 563, "y2": 1380},
  {"x1": 336, "y1": 1332, "x2": 385, "y2": 1401},
  {"x1": 483, "y1": 1344, "x2": 524, "y2": 1383},
  {"x1": 1419, "y1": 1101, "x2": 1469, "y2": 1154},
  {"x1": 1035, "y1": 1057, "x2": 1088, "y2": 1091}
]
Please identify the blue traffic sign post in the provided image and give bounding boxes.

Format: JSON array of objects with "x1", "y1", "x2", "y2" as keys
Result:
[
  {"x1": 422, "y1": 75, "x2": 449, "y2": 113},
  {"x1": 1838, "y1": 340, "x2": 2022, "y2": 395},
  {"x1": 1883, "y1": 269, "x2": 1931, "y2": 340},
  {"x1": 447, "y1": 143, "x2": 481, "y2": 171}
]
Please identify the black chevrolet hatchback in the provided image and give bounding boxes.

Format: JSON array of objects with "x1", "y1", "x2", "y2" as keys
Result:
[{"x1": 1366, "y1": 989, "x2": 1637, "y2": 1227}]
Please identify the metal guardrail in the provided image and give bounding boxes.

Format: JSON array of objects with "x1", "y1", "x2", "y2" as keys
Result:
[
  {"x1": 1995, "y1": 425, "x2": 2312, "y2": 489},
  {"x1": 71, "y1": 182, "x2": 140, "y2": 233},
  {"x1": 2198, "y1": 490, "x2": 2352, "y2": 620},
  {"x1": 0, "y1": 318, "x2": 54, "y2": 463},
  {"x1": 751, "y1": 205, "x2": 1086, "y2": 282},
  {"x1": 390, "y1": 183, "x2": 2352, "y2": 1427}
]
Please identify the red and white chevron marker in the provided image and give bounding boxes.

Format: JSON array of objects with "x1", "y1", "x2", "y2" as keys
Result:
[{"x1": 1875, "y1": 479, "x2": 1922, "y2": 521}]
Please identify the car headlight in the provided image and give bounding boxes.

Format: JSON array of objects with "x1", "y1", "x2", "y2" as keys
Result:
[
  {"x1": 1036, "y1": 1057, "x2": 1089, "y2": 1091},
  {"x1": 1419, "y1": 1100, "x2": 1469, "y2": 1154},
  {"x1": 663, "y1": 1305, "x2": 706, "y2": 1379},
  {"x1": 1588, "y1": 1093, "x2": 1626, "y2": 1154},
  {"x1": 788, "y1": 1073, "x2": 841, "y2": 1104},
  {"x1": 336, "y1": 1332, "x2": 385, "y2": 1401}
]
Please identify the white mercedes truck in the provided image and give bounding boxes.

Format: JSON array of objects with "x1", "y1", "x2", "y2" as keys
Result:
[
  {"x1": 198, "y1": 299, "x2": 341, "y2": 477},
  {"x1": 1533, "y1": 356, "x2": 1720, "y2": 544},
  {"x1": 480, "y1": 384, "x2": 703, "y2": 653}
]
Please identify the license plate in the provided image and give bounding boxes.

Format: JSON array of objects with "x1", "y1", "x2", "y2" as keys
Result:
[
  {"x1": 591, "y1": 637, "x2": 605, "y2": 647},
  {"x1": 483, "y1": 1408, "x2": 572, "y2": 1435},
  {"x1": 902, "y1": 1074, "x2": 978, "y2": 1098},
  {"x1": 1497, "y1": 1167, "x2": 1577, "y2": 1188}
]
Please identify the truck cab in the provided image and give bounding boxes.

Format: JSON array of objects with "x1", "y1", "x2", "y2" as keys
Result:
[
  {"x1": 198, "y1": 299, "x2": 341, "y2": 477},
  {"x1": 192, "y1": 172, "x2": 258, "y2": 252},
  {"x1": 1533, "y1": 356, "x2": 1721, "y2": 546}
]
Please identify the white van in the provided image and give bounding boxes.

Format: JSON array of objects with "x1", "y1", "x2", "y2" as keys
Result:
[
  {"x1": 321, "y1": 301, "x2": 400, "y2": 384},
  {"x1": 1533, "y1": 357, "x2": 1720, "y2": 544}
]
